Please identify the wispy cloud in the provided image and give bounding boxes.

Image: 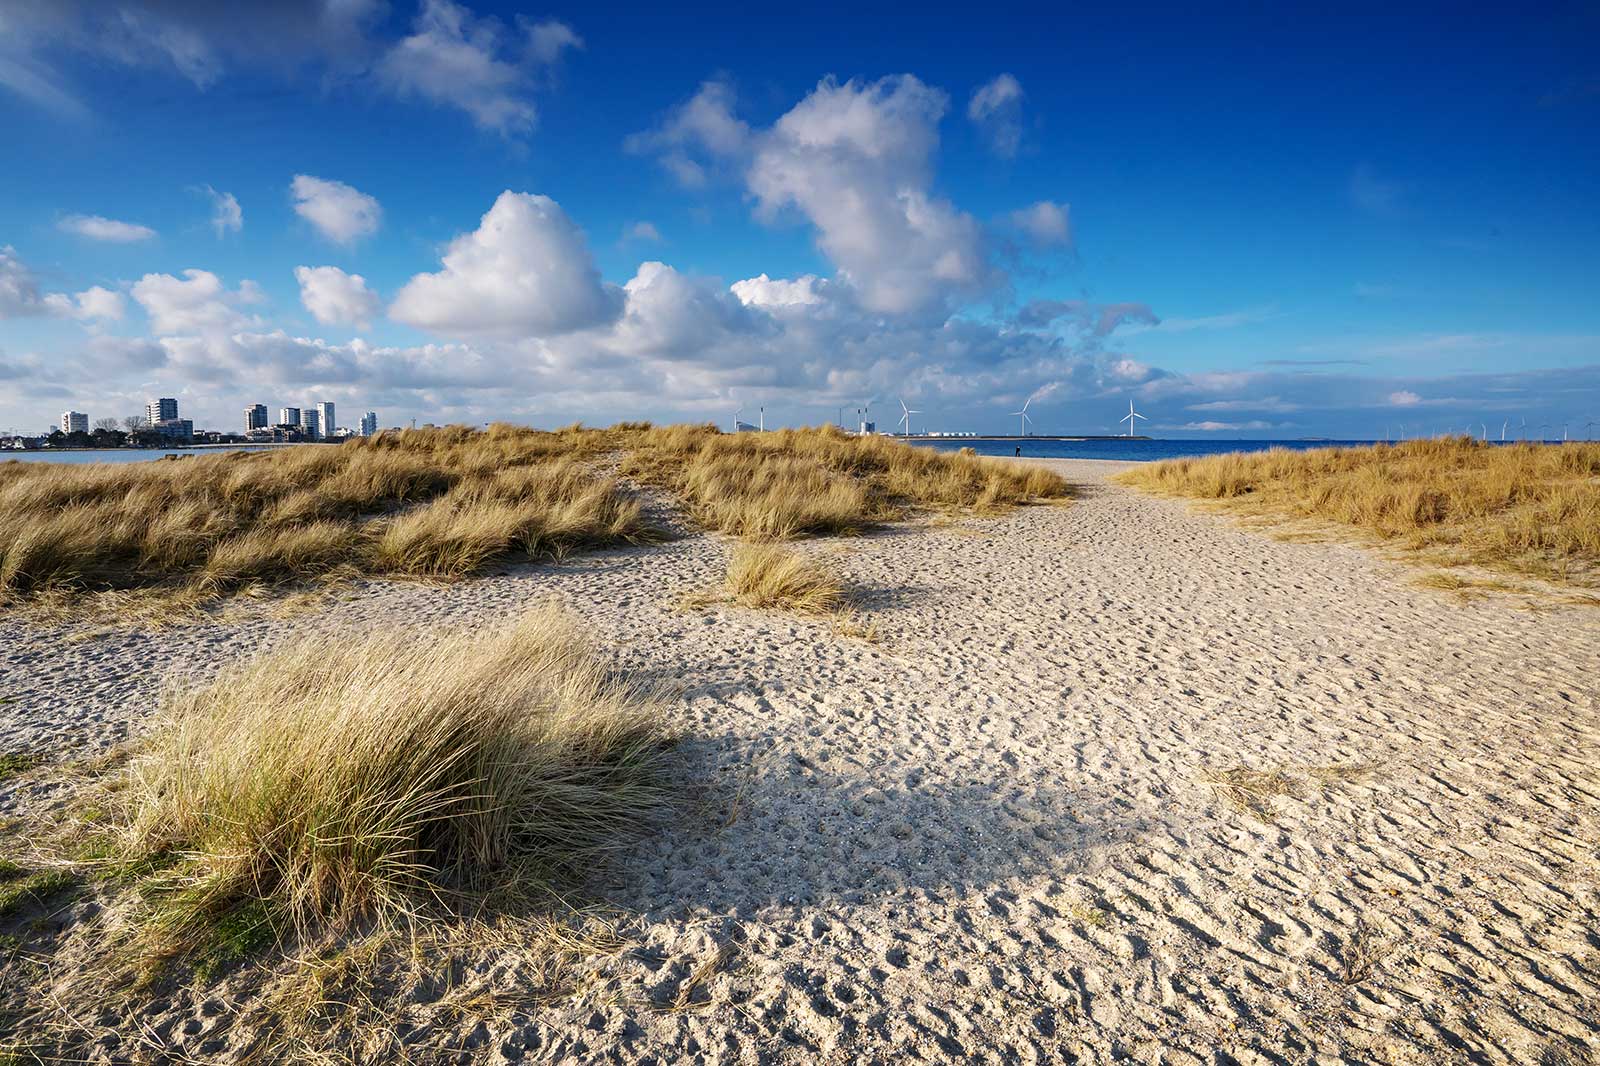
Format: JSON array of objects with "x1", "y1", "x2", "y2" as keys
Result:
[
  {"x1": 58, "y1": 214, "x2": 157, "y2": 242},
  {"x1": 1187, "y1": 397, "x2": 1301, "y2": 413},
  {"x1": 1154, "y1": 420, "x2": 1280, "y2": 432},
  {"x1": 1121, "y1": 307, "x2": 1276, "y2": 335},
  {"x1": 200, "y1": 185, "x2": 242, "y2": 237},
  {"x1": 968, "y1": 73, "x2": 1024, "y2": 157}
]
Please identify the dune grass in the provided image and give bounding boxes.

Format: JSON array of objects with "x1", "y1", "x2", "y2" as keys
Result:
[
  {"x1": 0, "y1": 426, "x2": 651, "y2": 610},
  {"x1": 622, "y1": 423, "x2": 1070, "y2": 540},
  {"x1": 723, "y1": 543, "x2": 847, "y2": 614},
  {"x1": 1, "y1": 423, "x2": 1068, "y2": 614},
  {"x1": 686, "y1": 543, "x2": 882, "y2": 640},
  {"x1": 1118, "y1": 438, "x2": 1600, "y2": 588},
  {"x1": 120, "y1": 606, "x2": 673, "y2": 939}
]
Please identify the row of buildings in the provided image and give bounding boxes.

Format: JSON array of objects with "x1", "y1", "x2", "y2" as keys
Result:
[
  {"x1": 225, "y1": 399, "x2": 374, "y2": 443},
  {"x1": 242, "y1": 400, "x2": 379, "y2": 442},
  {"x1": 49, "y1": 398, "x2": 379, "y2": 446}
]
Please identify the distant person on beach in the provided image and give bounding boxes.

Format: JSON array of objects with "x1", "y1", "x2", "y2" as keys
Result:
[{"x1": 1015, "y1": 446, "x2": 1021, "y2": 456}]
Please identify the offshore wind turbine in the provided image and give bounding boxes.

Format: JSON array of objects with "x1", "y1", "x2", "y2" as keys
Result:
[
  {"x1": 1011, "y1": 397, "x2": 1034, "y2": 437},
  {"x1": 1119, "y1": 398, "x2": 1148, "y2": 438}
]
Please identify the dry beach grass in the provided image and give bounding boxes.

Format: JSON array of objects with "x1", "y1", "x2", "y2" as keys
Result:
[
  {"x1": 0, "y1": 425, "x2": 650, "y2": 608},
  {"x1": 621, "y1": 422, "x2": 1070, "y2": 539},
  {"x1": 723, "y1": 543, "x2": 846, "y2": 614},
  {"x1": 124, "y1": 606, "x2": 673, "y2": 935},
  {"x1": 0, "y1": 606, "x2": 674, "y2": 1060},
  {"x1": 0, "y1": 423, "x2": 1067, "y2": 615},
  {"x1": 1117, "y1": 437, "x2": 1600, "y2": 588}
]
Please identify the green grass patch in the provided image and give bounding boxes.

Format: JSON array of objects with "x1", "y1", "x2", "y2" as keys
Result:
[
  {"x1": 0, "y1": 870, "x2": 80, "y2": 918},
  {"x1": 0, "y1": 753, "x2": 41, "y2": 782},
  {"x1": 190, "y1": 898, "x2": 277, "y2": 983}
]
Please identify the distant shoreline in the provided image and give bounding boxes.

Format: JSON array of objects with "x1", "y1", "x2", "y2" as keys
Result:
[{"x1": 899, "y1": 434, "x2": 1151, "y2": 442}]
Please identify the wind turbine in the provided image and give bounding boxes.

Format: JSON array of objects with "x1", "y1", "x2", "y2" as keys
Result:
[
  {"x1": 732, "y1": 405, "x2": 743, "y2": 432},
  {"x1": 1518, "y1": 418, "x2": 1527, "y2": 441},
  {"x1": 1587, "y1": 419, "x2": 1596, "y2": 441},
  {"x1": 1480, "y1": 423, "x2": 1487, "y2": 442},
  {"x1": 1120, "y1": 398, "x2": 1148, "y2": 438},
  {"x1": 1011, "y1": 397, "x2": 1034, "y2": 437},
  {"x1": 1538, "y1": 422, "x2": 1551, "y2": 442},
  {"x1": 898, "y1": 397, "x2": 920, "y2": 437},
  {"x1": 1500, "y1": 419, "x2": 1508, "y2": 442},
  {"x1": 759, "y1": 406, "x2": 765, "y2": 432}
]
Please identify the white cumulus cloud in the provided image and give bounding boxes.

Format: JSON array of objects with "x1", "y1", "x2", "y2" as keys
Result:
[
  {"x1": 295, "y1": 265, "x2": 380, "y2": 328},
  {"x1": 58, "y1": 214, "x2": 157, "y2": 242},
  {"x1": 290, "y1": 174, "x2": 381, "y2": 244},
  {"x1": 42, "y1": 285, "x2": 125, "y2": 322},
  {"x1": 1388, "y1": 389, "x2": 1422, "y2": 406},
  {"x1": 751, "y1": 76, "x2": 989, "y2": 315},
  {"x1": 131, "y1": 269, "x2": 260, "y2": 335},
  {"x1": 390, "y1": 190, "x2": 622, "y2": 338},
  {"x1": 730, "y1": 273, "x2": 826, "y2": 309},
  {"x1": 633, "y1": 75, "x2": 991, "y2": 316}
]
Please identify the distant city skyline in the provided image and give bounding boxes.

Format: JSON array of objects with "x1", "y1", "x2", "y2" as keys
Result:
[
  {"x1": 24, "y1": 393, "x2": 382, "y2": 444},
  {"x1": 1, "y1": 4, "x2": 1596, "y2": 437}
]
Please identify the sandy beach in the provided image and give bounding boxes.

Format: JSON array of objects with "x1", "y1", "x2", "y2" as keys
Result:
[{"x1": 2, "y1": 456, "x2": 1597, "y2": 1064}]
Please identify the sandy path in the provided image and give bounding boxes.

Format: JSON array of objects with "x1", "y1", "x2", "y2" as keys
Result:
[{"x1": 2, "y1": 458, "x2": 1597, "y2": 1064}]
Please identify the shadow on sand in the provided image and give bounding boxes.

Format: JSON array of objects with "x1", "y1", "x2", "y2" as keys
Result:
[{"x1": 597, "y1": 734, "x2": 1153, "y2": 918}]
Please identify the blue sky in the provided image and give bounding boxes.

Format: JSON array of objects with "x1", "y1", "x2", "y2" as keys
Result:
[{"x1": 2, "y1": 1, "x2": 1597, "y2": 438}]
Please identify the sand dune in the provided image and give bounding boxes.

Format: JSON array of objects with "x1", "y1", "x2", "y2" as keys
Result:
[{"x1": 2, "y1": 457, "x2": 1596, "y2": 1064}]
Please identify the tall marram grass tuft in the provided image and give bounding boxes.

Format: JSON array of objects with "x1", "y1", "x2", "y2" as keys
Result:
[
  {"x1": 724, "y1": 543, "x2": 847, "y2": 614},
  {"x1": 124, "y1": 606, "x2": 673, "y2": 933},
  {"x1": 1118, "y1": 438, "x2": 1600, "y2": 587}
]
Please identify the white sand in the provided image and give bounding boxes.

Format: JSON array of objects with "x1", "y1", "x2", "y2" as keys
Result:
[{"x1": 2, "y1": 457, "x2": 1597, "y2": 1063}]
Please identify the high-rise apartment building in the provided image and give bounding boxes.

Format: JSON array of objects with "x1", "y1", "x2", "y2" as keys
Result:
[
  {"x1": 279, "y1": 407, "x2": 301, "y2": 427},
  {"x1": 245, "y1": 404, "x2": 268, "y2": 432},
  {"x1": 147, "y1": 397, "x2": 177, "y2": 424},
  {"x1": 300, "y1": 408, "x2": 321, "y2": 441},
  {"x1": 61, "y1": 411, "x2": 88, "y2": 434},
  {"x1": 317, "y1": 402, "x2": 336, "y2": 439},
  {"x1": 359, "y1": 411, "x2": 378, "y2": 436},
  {"x1": 152, "y1": 418, "x2": 194, "y2": 442}
]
